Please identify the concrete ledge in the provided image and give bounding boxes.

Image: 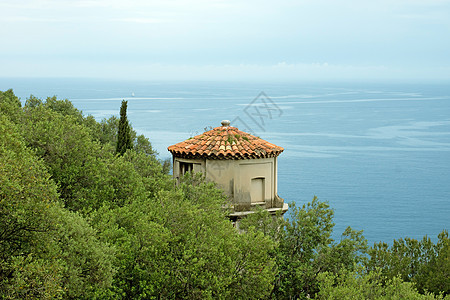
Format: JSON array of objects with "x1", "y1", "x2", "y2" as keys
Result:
[{"x1": 229, "y1": 202, "x2": 289, "y2": 218}]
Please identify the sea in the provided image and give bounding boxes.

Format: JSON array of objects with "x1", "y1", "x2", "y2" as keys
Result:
[{"x1": 1, "y1": 78, "x2": 449, "y2": 245}]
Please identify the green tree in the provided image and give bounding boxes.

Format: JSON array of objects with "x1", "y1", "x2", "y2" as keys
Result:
[
  {"x1": 152, "y1": 176, "x2": 276, "y2": 299},
  {"x1": 0, "y1": 89, "x2": 22, "y2": 123},
  {"x1": 416, "y1": 230, "x2": 450, "y2": 296},
  {"x1": 24, "y1": 95, "x2": 105, "y2": 145},
  {"x1": 0, "y1": 114, "x2": 60, "y2": 274},
  {"x1": 0, "y1": 115, "x2": 115, "y2": 299},
  {"x1": 121, "y1": 150, "x2": 172, "y2": 198},
  {"x1": 0, "y1": 89, "x2": 21, "y2": 109},
  {"x1": 20, "y1": 105, "x2": 115, "y2": 213},
  {"x1": 43, "y1": 96, "x2": 83, "y2": 123},
  {"x1": 95, "y1": 114, "x2": 159, "y2": 159},
  {"x1": 116, "y1": 100, "x2": 132, "y2": 156},
  {"x1": 367, "y1": 230, "x2": 449, "y2": 296},
  {"x1": 23, "y1": 95, "x2": 42, "y2": 108},
  {"x1": 91, "y1": 174, "x2": 276, "y2": 299},
  {"x1": 317, "y1": 268, "x2": 447, "y2": 300},
  {"x1": 105, "y1": 154, "x2": 148, "y2": 207},
  {"x1": 271, "y1": 197, "x2": 336, "y2": 298},
  {"x1": 54, "y1": 209, "x2": 115, "y2": 299},
  {"x1": 135, "y1": 134, "x2": 157, "y2": 156},
  {"x1": 241, "y1": 197, "x2": 369, "y2": 299},
  {"x1": 99, "y1": 115, "x2": 119, "y2": 147}
]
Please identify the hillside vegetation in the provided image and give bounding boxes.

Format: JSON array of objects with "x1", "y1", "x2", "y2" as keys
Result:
[{"x1": 1, "y1": 89, "x2": 448, "y2": 299}]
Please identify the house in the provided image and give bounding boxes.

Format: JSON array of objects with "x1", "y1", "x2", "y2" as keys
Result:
[{"x1": 168, "y1": 120, "x2": 288, "y2": 221}]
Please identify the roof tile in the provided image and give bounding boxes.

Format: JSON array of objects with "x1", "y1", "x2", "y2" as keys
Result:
[{"x1": 168, "y1": 125, "x2": 284, "y2": 159}]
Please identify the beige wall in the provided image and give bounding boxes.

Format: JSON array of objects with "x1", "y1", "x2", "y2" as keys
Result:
[{"x1": 173, "y1": 156, "x2": 280, "y2": 212}]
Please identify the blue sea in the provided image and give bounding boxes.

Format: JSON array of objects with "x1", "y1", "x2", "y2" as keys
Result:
[{"x1": 2, "y1": 78, "x2": 449, "y2": 245}]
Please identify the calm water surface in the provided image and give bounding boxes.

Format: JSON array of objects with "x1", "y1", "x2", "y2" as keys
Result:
[{"x1": 2, "y1": 78, "x2": 449, "y2": 245}]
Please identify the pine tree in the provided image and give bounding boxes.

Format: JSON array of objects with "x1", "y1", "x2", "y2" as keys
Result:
[{"x1": 116, "y1": 100, "x2": 132, "y2": 155}]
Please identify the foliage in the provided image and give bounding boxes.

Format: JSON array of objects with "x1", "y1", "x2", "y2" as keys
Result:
[
  {"x1": 239, "y1": 206, "x2": 287, "y2": 241},
  {"x1": 55, "y1": 209, "x2": 115, "y2": 299},
  {"x1": 0, "y1": 89, "x2": 22, "y2": 122},
  {"x1": 0, "y1": 89, "x2": 21, "y2": 109},
  {"x1": 19, "y1": 96, "x2": 164, "y2": 213},
  {"x1": 0, "y1": 114, "x2": 63, "y2": 299},
  {"x1": 242, "y1": 197, "x2": 369, "y2": 299},
  {"x1": 0, "y1": 114, "x2": 59, "y2": 265},
  {"x1": 1, "y1": 255, "x2": 65, "y2": 300},
  {"x1": 91, "y1": 174, "x2": 276, "y2": 299},
  {"x1": 367, "y1": 230, "x2": 449, "y2": 296},
  {"x1": 0, "y1": 89, "x2": 448, "y2": 299},
  {"x1": 272, "y1": 198, "x2": 334, "y2": 298},
  {"x1": 135, "y1": 134, "x2": 157, "y2": 156},
  {"x1": 121, "y1": 150, "x2": 172, "y2": 199},
  {"x1": 116, "y1": 100, "x2": 132, "y2": 156},
  {"x1": 98, "y1": 115, "x2": 120, "y2": 146},
  {"x1": 96, "y1": 116, "x2": 157, "y2": 157},
  {"x1": 23, "y1": 94, "x2": 43, "y2": 108},
  {"x1": 20, "y1": 105, "x2": 114, "y2": 213},
  {"x1": 42, "y1": 96, "x2": 84, "y2": 123},
  {"x1": 317, "y1": 267, "x2": 447, "y2": 300},
  {"x1": 0, "y1": 114, "x2": 114, "y2": 299}
]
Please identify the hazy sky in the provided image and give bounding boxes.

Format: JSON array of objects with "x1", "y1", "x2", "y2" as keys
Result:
[{"x1": 1, "y1": 0, "x2": 450, "y2": 81}]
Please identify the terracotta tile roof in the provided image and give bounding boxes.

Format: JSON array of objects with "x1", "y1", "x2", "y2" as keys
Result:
[{"x1": 168, "y1": 124, "x2": 284, "y2": 159}]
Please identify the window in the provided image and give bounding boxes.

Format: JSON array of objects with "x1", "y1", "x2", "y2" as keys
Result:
[{"x1": 180, "y1": 162, "x2": 193, "y2": 175}]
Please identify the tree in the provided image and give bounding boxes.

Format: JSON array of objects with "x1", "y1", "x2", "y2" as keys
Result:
[
  {"x1": 367, "y1": 230, "x2": 449, "y2": 296},
  {"x1": 0, "y1": 89, "x2": 22, "y2": 123},
  {"x1": 270, "y1": 197, "x2": 336, "y2": 298},
  {"x1": 241, "y1": 196, "x2": 369, "y2": 299},
  {"x1": 0, "y1": 115, "x2": 115, "y2": 299},
  {"x1": 121, "y1": 150, "x2": 173, "y2": 198},
  {"x1": 317, "y1": 268, "x2": 446, "y2": 300},
  {"x1": 24, "y1": 95, "x2": 42, "y2": 108},
  {"x1": 43, "y1": 96, "x2": 83, "y2": 123},
  {"x1": 0, "y1": 89, "x2": 21, "y2": 109},
  {"x1": 20, "y1": 105, "x2": 115, "y2": 213},
  {"x1": 90, "y1": 173, "x2": 276, "y2": 299},
  {"x1": 417, "y1": 230, "x2": 449, "y2": 296},
  {"x1": 0, "y1": 114, "x2": 60, "y2": 270},
  {"x1": 116, "y1": 100, "x2": 132, "y2": 156},
  {"x1": 135, "y1": 134, "x2": 157, "y2": 156},
  {"x1": 99, "y1": 115, "x2": 119, "y2": 147}
]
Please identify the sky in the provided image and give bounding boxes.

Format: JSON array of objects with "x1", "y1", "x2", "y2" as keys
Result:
[{"x1": 1, "y1": 0, "x2": 450, "y2": 82}]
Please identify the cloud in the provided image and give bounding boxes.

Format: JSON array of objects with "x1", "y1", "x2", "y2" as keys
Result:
[{"x1": 1, "y1": 0, "x2": 449, "y2": 81}]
